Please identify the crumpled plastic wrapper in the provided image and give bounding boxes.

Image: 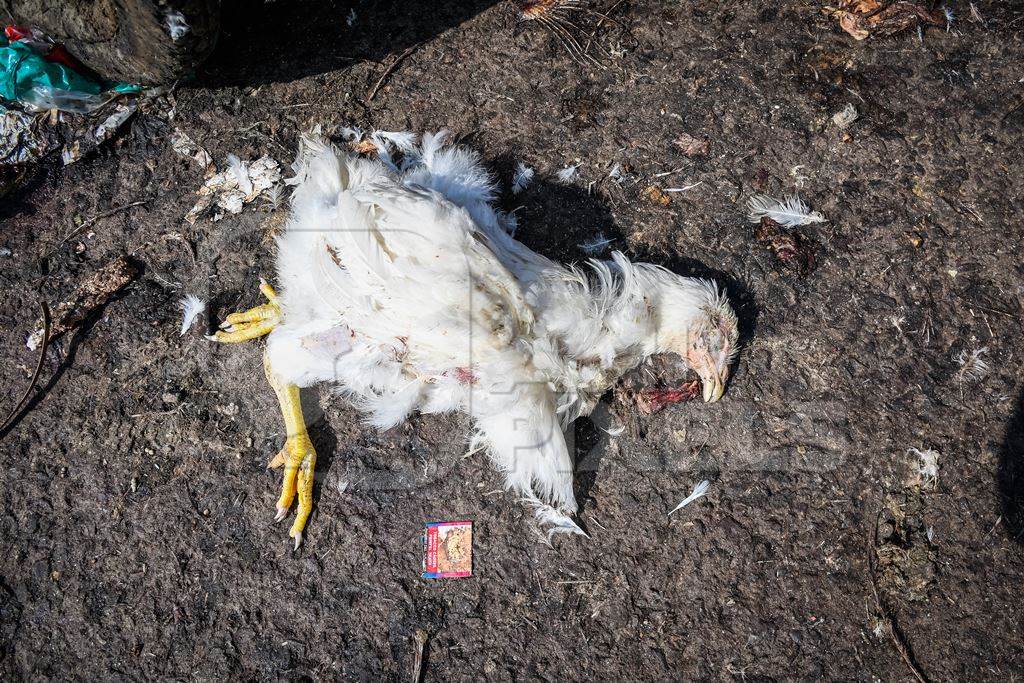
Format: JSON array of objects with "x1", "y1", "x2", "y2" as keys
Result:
[
  {"x1": 185, "y1": 155, "x2": 282, "y2": 224},
  {"x1": 0, "y1": 105, "x2": 59, "y2": 164}
]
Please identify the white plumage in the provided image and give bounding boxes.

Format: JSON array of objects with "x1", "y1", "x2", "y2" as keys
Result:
[{"x1": 264, "y1": 131, "x2": 739, "y2": 536}]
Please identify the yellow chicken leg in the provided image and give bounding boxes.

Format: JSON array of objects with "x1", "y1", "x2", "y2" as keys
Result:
[
  {"x1": 263, "y1": 350, "x2": 317, "y2": 549},
  {"x1": 209, "y1": 280, "x2": 317, "y2": 548}
]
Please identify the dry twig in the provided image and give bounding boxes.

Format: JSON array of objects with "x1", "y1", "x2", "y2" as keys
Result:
[
  {"x1": 411, "y1": 629, "x2": 428, "y2": 683},
  {"x1": 51, "y1": 199, "x2": 151, "y2": 257},
  {"x1": 868, "y1": 512, "x2": 929, "y2": 683},
  {"x1": 0, "y1": 301, "x2": 51, "y2": 437},
  {"x1": 368, "y1": 44, "x2": 422, "y2": 101}
]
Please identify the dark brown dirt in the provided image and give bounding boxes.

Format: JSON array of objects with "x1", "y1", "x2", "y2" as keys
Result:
[{"x1": 2, "y1": 1, "x2": 1023, "y2": 680}]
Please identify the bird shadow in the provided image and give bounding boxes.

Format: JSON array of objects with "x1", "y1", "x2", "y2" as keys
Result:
[
  {"x1": 998, "y1": 387, "x2": 1024, "y2": 544},
  {"x1": 197, "y1": 0, "x2": 502, "y2": 88},
  {"x1": 301, "y1": 387, "x2": 339, "y2": 525},
  {"x1": 0, "y1": 164, "x2": 48, "y2": 225}
]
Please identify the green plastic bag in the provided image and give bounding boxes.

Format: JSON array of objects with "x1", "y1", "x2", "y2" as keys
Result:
[{"x1": 0, "y1": 36, "x2": 140, "y2": 113}]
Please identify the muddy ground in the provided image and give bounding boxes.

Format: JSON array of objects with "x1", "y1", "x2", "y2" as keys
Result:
[{"x1": 2, "y1": 0, "x2": 1023, "y2": 680}]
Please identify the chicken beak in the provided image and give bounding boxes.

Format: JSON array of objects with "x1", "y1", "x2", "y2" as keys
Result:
[
  {"x1": 702, "y1": 374, "x2": 725, "y2": 403},
  {"x1": 697, "y1": 355, "x2": 726, "y2": 403}
]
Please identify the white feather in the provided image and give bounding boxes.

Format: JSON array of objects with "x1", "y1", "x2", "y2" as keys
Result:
[
  {"x1": 179, "y1": 295, "x2": 206, "y2": 335},
  {"x1": 165, "y1": 11, "x2": 190, "y2": 40},
  {"x1": 556, "y1": 164, "x2": 579, "y2": 184},
  {"x1": 668, "y1": 480, "x2": 711, "y2": 515},
  {"x1": 955, "y1": 347, "x2": 989, "y2": 381},
  {"x1": 523, "y1": 493, "x2": 589, "y2": 541},
  {"x1": 226, "y1": 154, "x2": 253, "y2": 195},
  {"x1": 908, "y1": 447, "x2": 939, "y2": 485},
  {"x1": 263, "y1": 184, "x2": 284, "y2": 210},
  {"x1": 511, "y1": 162, "x2": 534, "y2": 194},
  {"x1": 579, "y1": 232, "x2": 613, "y2": 255},
  {"x1": 746, "y1": 194, "x2": 826, "y2": 227},
  {"x1": 337, "y1": 125, "x2": 363, "y2": 142}
]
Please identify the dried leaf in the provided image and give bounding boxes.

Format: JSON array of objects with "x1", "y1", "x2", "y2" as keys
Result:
[
  {"x1": 835, "y1": 0, "x2": 944, "y2": 40},
  {"x1": 674, "y1": 132, "x2": 709, "y2": 157},
  {"x1": 644, "y1": 185, "x2": 671, "y2": 206}
]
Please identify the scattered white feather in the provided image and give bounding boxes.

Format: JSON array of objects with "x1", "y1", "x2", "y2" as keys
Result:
[
  {"x1": 669, "y1": 480, "x2": 711, "y2": 515},
  {"x1": 832, "y1": 103, "x2": 859, "y2": 129},
  {"x1": 926, "y1": 526, "x2": 934, "y2": 543},
  {"x1": 335, "y1": 479, "x2": 350, "y2": 494},
  {"x1": 747, "y1": 194, "x2": 826, "y2": 227},
  {"x1": 664, "y1": 182, "x2": 703, "y2": 193},
  {"x1": 599, "y1": 424, "x2": 625, "y2": 436},
  {"x1": 579, "y1": 233, "x2": 613, "y2": 255},
  {"x1": 346, "y1": 8, "x2": 357, "y2": 27},
  {"x1": 955, "y1": 347, "x2": 989, "y2": 381},
  {"x1": 525, "y1": 495, "x2": 589, "y2": 541},
  {"x1": 179, "y1": 295, "x2": 206, "y2": 335},
  {"x1": 263, "y1": 184, "x2": 284, "y2": 211},
  {"x1": 908, "y1": 447, "x2": 939, "y2": 486},
  {"x1": 226, "y1": 154, "x2": 253, "y2": 196},
  {"x1": 556, "y1": 164, "x2": 580, "y2": 184},
  {"x1": 943, "y1": 6, "x2": 954, "y2": 29},
  {"x1": 165, "y1": 11, "x2": 190, "y2": 41},
  {"x1": 511, "y1": 162, "x2": 534, "y2": 194},
  {"x1": 608, "y1": 163, "x2": 624, "y2": 182}
]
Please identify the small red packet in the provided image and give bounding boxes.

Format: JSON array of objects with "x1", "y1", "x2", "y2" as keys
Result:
[{"x1": 422, "y1": 520, "x2": 472, "y2": 578}]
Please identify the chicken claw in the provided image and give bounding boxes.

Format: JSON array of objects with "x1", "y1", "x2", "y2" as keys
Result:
[
  {"x1": 207, "y1": 279, "x2": 281, "y2": 343},
  {"x1": 269, "y1": 431, "x2": 317, "y2": 549}
]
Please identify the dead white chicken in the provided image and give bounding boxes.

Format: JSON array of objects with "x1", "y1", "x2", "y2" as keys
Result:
[{"x1": 210, "y1": 132, "x2": 739, "y2": 547}]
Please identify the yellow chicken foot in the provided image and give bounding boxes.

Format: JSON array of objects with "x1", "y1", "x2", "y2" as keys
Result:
[
  {"x1": 207, "y1": 279, "x2": 281, "y2": 343},
  {"x1": 264, "y1": 350, "x2": 317, "y2": 549},
  {"x1": 208, "y1": 280, "x2": 317, "y2": 548}
]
